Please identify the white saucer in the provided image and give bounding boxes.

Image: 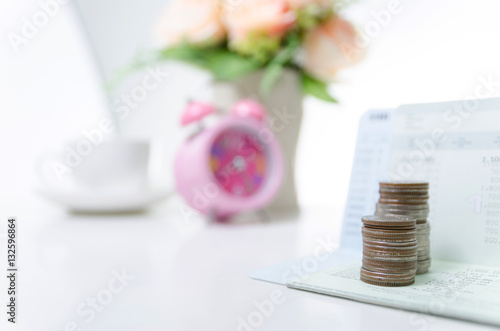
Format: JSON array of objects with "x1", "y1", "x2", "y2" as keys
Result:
[{"x1": 36, "y1": 185, "x2": 172, "y2": 213}]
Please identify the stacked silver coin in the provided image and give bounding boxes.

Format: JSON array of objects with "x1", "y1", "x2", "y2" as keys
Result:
[
  {"x1": 361, "y1": 215, "x2": 418, "y2": 286},
  {"x1": 375, "y1": 181, "x2": 431, "y2": 274}
]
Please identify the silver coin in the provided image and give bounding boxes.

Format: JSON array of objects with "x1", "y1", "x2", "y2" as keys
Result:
[
  {"x1": 363, "y1": 254, "x2": 418, "y2": 262},
  {"x1": 416, "y1": 236, "x2": 430, "y2": 242},
  {"x1": 375, "y1": 208, "x2": 430, "y2": 216},
  {"x1": 375, "y1": 210, "x2": 429, "y2": 218},
  {"x1": 379, "y1": 181, "x2": 429, "y2": 188},
  {"x1": 416, "y1": 259, "x2": 431, "y2": 274},
  {"x1": 376, "y1": 203, "x2": 429, "y2": 210}
]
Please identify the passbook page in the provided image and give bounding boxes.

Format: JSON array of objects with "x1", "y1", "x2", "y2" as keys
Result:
[
  {"x1": 390, "y1": 99, "x2": 500, "y2": 266},
  {"x1": 287, "y1": 260, "x2": 500, "y2": 326},
  {"x1": 341, "y1": 109, "x2": 395, "y2": 251},
  {"x1": 340, "y1": 99, "x2": 500, "y2": 265}
]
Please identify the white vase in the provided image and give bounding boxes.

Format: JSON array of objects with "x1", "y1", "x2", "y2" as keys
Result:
[{"x1": 213, "y1": 68, "x2": 303, "y2": 212}]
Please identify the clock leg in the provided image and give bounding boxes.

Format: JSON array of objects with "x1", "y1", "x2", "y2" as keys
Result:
[{"x1": 208, "y1": 208, "x2": 217, "y2": 223}]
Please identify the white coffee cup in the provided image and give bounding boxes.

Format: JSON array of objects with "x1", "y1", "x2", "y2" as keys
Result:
[{"x1": 37, "y1": 139, "x2": 150, "y2": 194}]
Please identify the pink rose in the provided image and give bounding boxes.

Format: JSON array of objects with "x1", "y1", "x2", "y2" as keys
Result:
[
  {"x1": 300, "y1": 16, "x2": 364, "y2": 80},
  {"x1": 223, "y1": 0, "x2": 296, "y2": 44},
  {"x1": 155, "y1": 0, "x2": 225, "y2": 47}
]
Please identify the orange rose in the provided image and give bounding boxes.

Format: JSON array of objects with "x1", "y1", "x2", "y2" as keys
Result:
[
  {"x1": 155, "y1": 0, "x2": 225, "y2": 47},
  {"x1": 223, "y1": 0, "x2": 296, "y2": 44},
  {"x1": 300, "y1": 16, "x2": 364, "y2": 80}
]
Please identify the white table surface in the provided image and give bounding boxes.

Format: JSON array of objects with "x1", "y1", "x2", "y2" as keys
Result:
[{"x1": 1, "y1": 195, "x2": 498, "y2": 331}]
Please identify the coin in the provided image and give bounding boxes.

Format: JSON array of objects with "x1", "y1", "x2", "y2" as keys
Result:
[
  {"x1": 360, "y1": 268, "x2": 416, "y2": 286},
  {"x1": 374, "y1": 206, "x2": 430, "y2": 222},
  {"x1": 363, "y1": 242, "x2": 418, "y2": 252},
  {"x1": 375, "y1": 211, "x2": 429, "y2": 219},
  {"x1": 361, "y1": 265, "x2": 415, "y2": 274},
  {"x1": 363, "y1": 258, "x2": 417, "y2": 267},
  {"x1": 376, "y1": 203, "x2": 429, "y2": 210},
  {"x1": 416, "y1": 259, "x2": 431, "y2": 274},
  {"x1": 360, "y1": 277, "x2": 416, "y2": 287},
  {"x1": 362, "y1": 226, "x2": 417, "y2": 236},
  {"x1": 379, "y1": 188, "x2": 429, "y2": 197},
  {"x1": 379, "y1": 197, "x2": 429, "y2": 205},
  {"x1": 362, "y1": 260, "x2": 417, "y2": 272},
  {"x1": 379, "y1": 196, "x2": 429, "y2": 203},
  {"x1": 416, "y1": 241, "x2": 430, "y2": 247},
  {"x1": 360, "y1": 278, "x2": 416, "y2": 286},
  {"x1": 379, "y1": 181, "x2": 429, "y2": 188},
  {"x1": 363, "y1": 254, "x2": 418, "y2": 263},
  {"x1": 375, "y1": 212, "x2": 429, "y2": 222},
  {"x1": 361, "y1": 267, "x2": 416, "y2": 279},
  {"x1": 362, "y1": 228, "x2": 416, "y2": 242},
  {"x1": 362, "y1": 215, "x2": 416, "y2": 227},
  {"x1": 417, "y1": 255, "x2": 431, "y2": 261},
  {"x1": 363, "y1": 246, "x2": 418, "y2": 259},
  {"x1": 417, "y1": 222, "x2": 430, "y2": 230},
  {"x1": 363, "y1": 238, "x2": 418, "y2": 247},
  {"x1": 375, "y1": 209, "x2": 429, "y2": 217}
]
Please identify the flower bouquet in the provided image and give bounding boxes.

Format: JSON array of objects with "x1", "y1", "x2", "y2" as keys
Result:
[{"x1": 152, "y1": 0, "x2": 363, "y2": 102}]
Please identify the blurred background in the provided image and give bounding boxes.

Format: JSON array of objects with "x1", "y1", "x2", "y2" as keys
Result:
[{"x1": 2, "y1": 0, "x2": 500, "y2": 209}]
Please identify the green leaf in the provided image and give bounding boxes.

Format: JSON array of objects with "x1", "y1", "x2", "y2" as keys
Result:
[
  {"x1": 106, "y1": 44, "x2": 212, "y2": 92},
  {"x1": 106, "y1": 44, "x2": 263, "y2": 92},
  {"x1": 158, "y1": 44, "x2": 213, "y2": 69},
  {"x1": 105, "y1": 49, "x2": 163, "y2": 92},
  {"x1": 301, "y1": 72, "x2": 338, "y2": 103},
  {"x1": 260, "y1": 64, "x2": 284, "y2": 94},
  {"x1": 295, "y1": 4, "x2": 333, "y2": 31},
  {"x1": 260, "y1": 33, "x2": 302, "y2": 94},
  {"x1": 135, "y1": 44, "x2": 262, "y2": 81},
  {"x1": 207, "y1": 51, "x2": 261, "y2": 80},
  {"x1": 230, "y1": 33, "x2": 281, "y2": 64}
]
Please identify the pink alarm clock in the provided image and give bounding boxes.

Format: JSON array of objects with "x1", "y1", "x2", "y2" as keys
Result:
[{"x1": 174, "y1": 99, "x2": 284, "y2": 220}]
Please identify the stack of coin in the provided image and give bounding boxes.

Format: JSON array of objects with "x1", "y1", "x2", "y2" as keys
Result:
[
  {"x1": 361, "y1": 215, "x2": 418, "y2": 286},
  {"x1": 375, "y1": 181, "x2": 431, "y2": 274}
]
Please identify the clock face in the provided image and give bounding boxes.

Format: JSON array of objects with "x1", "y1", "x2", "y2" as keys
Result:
[{"x1": 210, "y1": 128, "x2": 268, "y2": 197}]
